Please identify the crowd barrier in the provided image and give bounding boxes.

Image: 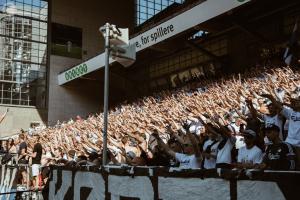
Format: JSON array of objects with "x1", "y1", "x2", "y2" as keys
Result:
[
  {"x1": 0, "y1": 164, "x2": 34, "y2": 200},
  {"x1": 43, "y1": 166, "x2": 300, "y2": 200},
  {"x1": 0, "y1": 153, "x2": 18, "y2": 165}
]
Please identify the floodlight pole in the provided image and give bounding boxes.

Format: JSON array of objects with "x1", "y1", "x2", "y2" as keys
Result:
[{"x1": 102, "y1": 23, "x2": 110, "y2": 166}]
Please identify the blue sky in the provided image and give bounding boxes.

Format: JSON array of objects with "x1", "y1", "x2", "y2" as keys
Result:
[{"x1": 137, "y1": 0, "x2": 184, "y2": 24}]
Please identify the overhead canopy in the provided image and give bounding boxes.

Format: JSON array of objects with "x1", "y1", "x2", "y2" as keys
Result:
[{"x1": 57, "y1": 0, "x2": 251, "y2": 85}]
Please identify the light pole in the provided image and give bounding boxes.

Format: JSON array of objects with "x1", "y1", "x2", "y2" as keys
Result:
[
  {"x1": 99, "y1": 23, "x2": 135, "y2": 166},
  {"x1": 102, "y1": 23, "x2": 110, "y2": 165}
]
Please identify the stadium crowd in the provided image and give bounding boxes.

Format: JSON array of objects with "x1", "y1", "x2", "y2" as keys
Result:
[{"x1": 1, "y1": 65, "x2": 300, "y2": 189}]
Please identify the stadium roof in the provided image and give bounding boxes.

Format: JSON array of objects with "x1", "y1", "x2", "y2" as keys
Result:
[{"x1": 57, "y1": 0, "x2": 251, "y2": 85}]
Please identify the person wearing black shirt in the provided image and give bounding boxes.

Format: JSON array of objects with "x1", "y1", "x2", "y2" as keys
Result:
[
  {"x1": 18, "y1": 133, "x2": 28, "y2": 164},
  {"x1": 0, "y1": 145, "x2": 3, "y2": 154},
  {"x1": 260, "y1": 125, "x2": 295, "y2": 170},
  {"x1": 31, "y1": 135, "x2": 43, "y2": 189}
]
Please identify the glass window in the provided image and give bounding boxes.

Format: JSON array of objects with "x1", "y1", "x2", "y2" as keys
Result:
[
  {"x1": 136, "y1": 0, "x2": 185, "y2": 26},
  {"x1": 0, "y1": 0, "x2": 48, "y2": 108},
  {"x1": 148, "y1": 37, "x2": 228, "y2": 90}
]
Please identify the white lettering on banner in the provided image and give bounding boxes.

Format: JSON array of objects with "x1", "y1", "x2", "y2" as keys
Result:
[
  {"x1": 45, "y1": 169, "x2": 287, "y2": 200},
  {"x1": 135, "y1": 24, "x2": 175, "y2": 49},
  {"x1": 108, "y1": 175, "x2": 154, "y2": 200},
  {"x1": 0, "y1": 165, "x2": 17, "y2": 200},
  {"x1": 58, "y1": 0, "x2": 251, "y2": 85},
  {"x1": 49, "y1": 170, "x2": 72, "y2": 200},
  {"x1": 237, "y1": 181, "x2": 285, "y2": 200},
  {"x1": 74, "y1": 172, "x2": 105, "y2": 200},
  {"x1": 158, "y1": 177, "x2": 229, "y2": 200}
]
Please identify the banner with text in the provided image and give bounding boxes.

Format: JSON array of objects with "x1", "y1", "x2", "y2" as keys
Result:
[{"x1": 44, "y1": 166, "x2": 300, "y2": 200}]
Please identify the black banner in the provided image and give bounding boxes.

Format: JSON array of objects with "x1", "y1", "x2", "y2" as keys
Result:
[{"x1": 44, "y1": 166, "x2": 300, "y2": 200}]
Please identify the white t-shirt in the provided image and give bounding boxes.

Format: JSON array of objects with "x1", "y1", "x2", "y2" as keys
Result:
[
  {"x1": 238, "y1": 145, "x2": 263, "y2": 164},
  {"x1": 227, "y1": 123, "x2": 240, "y2": 134},
  {"x1": 281, "y1": 107, "x2": 300, "y2": 147},
  {"x1": 45, "y1": 151, "x2": 52, "y2": 158},
  {"x1": 216, "y1": 137, "x2": 236, "y2": 164},
  {"x1": 263, "y1": 114, "x2": 283, "y2": 139},
  {"x1": 203, "y1": 139, "x2": 219, "y2": 169},
  {"x1": 175, "y1": 153, "x2": 200, "y2": 169},
  {"x1": 235, "y1": 135, "x2": 245, "y2": 149}
]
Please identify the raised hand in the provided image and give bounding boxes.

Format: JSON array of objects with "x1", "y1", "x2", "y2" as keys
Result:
[{"x1": 260, "y1": 93, "x2": 274, "y2": 100}]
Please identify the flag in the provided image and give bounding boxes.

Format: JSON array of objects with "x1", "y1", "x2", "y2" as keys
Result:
[{"x1": 284, "y1": 19, "x2": 299, "y2": 65}]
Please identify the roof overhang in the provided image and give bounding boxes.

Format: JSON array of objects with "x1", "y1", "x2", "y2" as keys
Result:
[{"x1": 57, "y1": 0, "x2": 251, "y2": 85}]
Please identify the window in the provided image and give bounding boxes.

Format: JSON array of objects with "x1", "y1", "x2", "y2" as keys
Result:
[
  {"x1": 51, "y1": 23, "x2": 82, "y2": 59},
  {"x1": 136, "y1": 0, "x2": 185, "y2": 26},
  {"x1": 0, "y1": 0, "x2": 48, "y2": 108}
]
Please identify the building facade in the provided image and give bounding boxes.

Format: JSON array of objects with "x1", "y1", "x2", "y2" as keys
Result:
[
  {"x1": 0, "y1": 0, "x2": 135, "y2": 136},
  {"x1": 0, "y1": 0, "x2": 48, "y2": 137}
]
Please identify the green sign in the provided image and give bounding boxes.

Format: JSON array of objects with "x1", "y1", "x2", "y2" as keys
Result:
[{"x1": 65, "y1": 63, "x2": 88, "y2": 81}]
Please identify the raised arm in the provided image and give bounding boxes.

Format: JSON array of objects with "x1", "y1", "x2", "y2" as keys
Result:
[
  {"x1": 168, "y1": 121, "x2": 185, "y2": 145},
  {"x1": 246, "y1": 98, "x2": 260, "y2": 120},
  {"x1": 214, "y1": 119, "x2": 233, "y2": 138},
  {"x1": 0, "y1": 108, "x2": 8, "y2": 124},
  {"x1": 154, "y1": 135, "x2": 176, "y2": 158},
  {"x1": 187, "y1": 132, "x2": 201, "y2": 158},
  {"x1": 261, "y1": 93, "x2": 283, "y2": 111},
  {"x1": 172, "y1": 131, "x2": 185, "y2": 145}
]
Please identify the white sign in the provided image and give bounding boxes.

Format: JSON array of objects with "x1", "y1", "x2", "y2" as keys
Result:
[
  {"x1": 108, "y1": 175, "x2": 154, "y2": 200},
  {"x1": 47, "y1": 169, "x2": 286, "y2": 200},
  {"x1": 58, "y1": 0, "x2": 251, "y2": 85},
  {"x1": 49, "y1": 170, "x2": 106, "y2": 200},
  {"x1": 158, "y1": 177, "x2": 229, "y2": 200}
]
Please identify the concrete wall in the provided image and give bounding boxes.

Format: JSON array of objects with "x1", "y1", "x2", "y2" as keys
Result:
[
  {"x1": 48, "y1": 56, "x2": 102, "y2": 125},
  {"x1": 48, "y1": 0, "x2": 135, "y2": 125},
  {"x1": 0, "y1": 106, "x2": 47, "y2": 138},
  {"x1": 51, "y1": 0, "x2": 135, "y2": 60}
]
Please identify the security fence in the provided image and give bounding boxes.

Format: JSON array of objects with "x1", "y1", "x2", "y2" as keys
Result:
[{"x1": 0, "y1": 164, "x2": 42, "y2": 200}]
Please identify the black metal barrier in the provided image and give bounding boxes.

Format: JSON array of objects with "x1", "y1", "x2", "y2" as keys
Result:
[
  {"x1": 0, "y1": 189, "x2": 43, "y2": 200},
  {"x1": 43, "y1": 166, "x2": 300, "y2": 200}
]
